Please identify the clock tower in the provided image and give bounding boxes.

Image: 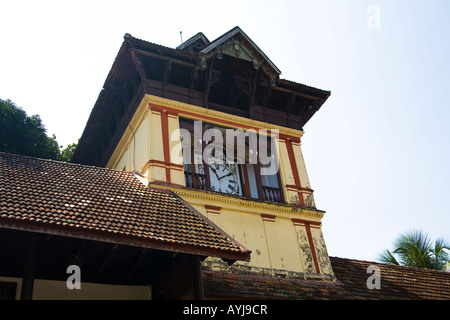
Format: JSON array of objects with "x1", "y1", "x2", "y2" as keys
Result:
[{"x1": 73, "y1": 27, "x2": 334, "y2": 280}]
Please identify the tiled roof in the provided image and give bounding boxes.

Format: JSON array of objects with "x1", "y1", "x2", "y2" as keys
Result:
[
  {"x1": 203, "y1": 257, "x2": 450, "y2": 300},
  {"x1": 330, "y1": 256, "x2": 450, "y2": 300},
  {"x1": 0, "y1": 152, "x2": 250, "y2": 261}
]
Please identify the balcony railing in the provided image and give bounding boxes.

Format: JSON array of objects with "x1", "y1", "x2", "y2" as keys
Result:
[
  {"x1": 184, "y1": 171, "x2": 283, "y2": 204},
  {"x1": 184, "y1": 171, "x2": 206, "y2": 190},
  {"x1": 262, "y1": 185, "x2": 283, "y2": 203}
]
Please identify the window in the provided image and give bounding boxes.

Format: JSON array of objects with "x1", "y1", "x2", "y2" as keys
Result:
[
  {"x1": 181, "y1": 120, "x2": 207, "y2": 190},
  {"x1": 179, "y1": 118, "x2": 284, "y2": 203}
]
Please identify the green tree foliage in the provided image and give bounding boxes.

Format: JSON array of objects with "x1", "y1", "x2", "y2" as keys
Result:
[
  {"x1": 59, "y1": 141, "x2": 78, "y2": 163},
  {"x1": 0, "y1": 98, "x2": 77, "y2": 162},
  {"x1": 378, "y1": 230, "x2": 450, "y2": 271}
]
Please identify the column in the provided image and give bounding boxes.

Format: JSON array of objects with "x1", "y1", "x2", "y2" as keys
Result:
[{"x1": 261, "y1": 214, "x2": 283, "y2": 269}]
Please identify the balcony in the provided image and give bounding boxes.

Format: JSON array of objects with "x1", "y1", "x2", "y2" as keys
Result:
[
  {"x1": 184, "y1": 171, "x2": 207, "y2": 190},
  {"x1": 184, "y1": 170, "x2": 283, "y2": 204},
  {"x1": 262, "y1": 186, "x2": 283, "y2": 203}
]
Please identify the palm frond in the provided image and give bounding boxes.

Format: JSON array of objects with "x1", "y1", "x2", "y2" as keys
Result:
[
  {"x1": 430, "y1": 237, "x2": 450, "y2": 270},
  {"x1": 378, "y1": 249, "x2": 399, "y2": 265},
  {"x1": 392, "y1": 230, "x2": 432, "y2": 268},
  {"x1": 383, "y1": 230, "x2": 449, "y2": 270}
]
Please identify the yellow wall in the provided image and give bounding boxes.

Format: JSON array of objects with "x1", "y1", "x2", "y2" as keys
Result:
[
  {"x1": 0, "y1": 277, "x2": 151, "y2": 300},
  {"x1": 106, "y1": 94, "x2": 333, "y2": 276},
  {"x1": 162, "y1": 187, "x2": 329, "y2": 274}
]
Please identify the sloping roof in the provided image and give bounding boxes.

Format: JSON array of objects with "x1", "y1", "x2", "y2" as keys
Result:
[
  {"x1": 203, "y1": 257, "x2": 450, "y2": 300},
  {"x1": 176, "y1": 32, "x2": 210, "y2": 52},
  {"x1": 199, "y1": 26, "x2": 281, "y2": 76},
  {"x1": 330, "y1": 256, "x2": 450, "y2": 299},
  {"x1": 0, "y1": 152, "x2": 250, "y2": 262}
]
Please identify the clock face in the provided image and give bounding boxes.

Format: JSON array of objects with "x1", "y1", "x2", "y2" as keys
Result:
[{"x1": 209, "y1": 162, "x2": 241, "y2": 195}]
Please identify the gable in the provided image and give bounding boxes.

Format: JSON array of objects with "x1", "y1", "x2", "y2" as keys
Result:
[
  {"x1": 176, "y1": 32, "x2": 210, "y2": 53},
  {"x1": 199, "y1": 26, "x2": 281, "y2": 83}
]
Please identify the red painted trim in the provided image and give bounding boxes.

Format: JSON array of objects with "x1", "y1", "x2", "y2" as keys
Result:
[
  {"x1": 148, "y1": 159, "x2": 184, "y2": 170},
  {"x1": 160, "y1": 109, "x2": 172, "y2": 184},
  {"x1": 279, "y1": 134, "x2": 301, "y2": 143},
  {"x1": 305, "y1": 222, "x2": 321, "y2": 273},
  {"x1": 149, "y1": 102, "x2": 300, "y2": 142},
  {"x1": 292, "y1": 218, "x2": 320, "y2": 273},
  {"x1": 150, "y1": 104, "x2": 184, "y2": 184},
  {"x1": 261, "y1": 213, "x2": 276, "y2": 221},
  {"x1": 205, "y1": 205, "x2": 222, "y2": 212},
  {"x1": 291, "y1": 218, "x2": 321, "y2": 226},
  {"x1": 285, "y1": 185, "x2": 314, "y2": 193},
  {"x1": 150, "y1": 103, "x2": 179, "y2": 116},
  {"x1": 285, "y1": 138, "x2": 305, "y2": 206},
  {"x1": 152, "y1": 180, "x2": 186, "y2": 188},
  {"x1": 254, "y1": 163, "x2": 265, "y2": 201}
]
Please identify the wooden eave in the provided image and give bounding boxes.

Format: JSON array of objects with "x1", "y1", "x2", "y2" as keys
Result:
[{"x1": 0, "y1": 216, "x2": 250, "y2": 263}]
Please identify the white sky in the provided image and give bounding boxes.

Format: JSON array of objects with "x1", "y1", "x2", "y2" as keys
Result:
[{"x1": 1, "y1": 0, "x2": 449, "y2": 262}]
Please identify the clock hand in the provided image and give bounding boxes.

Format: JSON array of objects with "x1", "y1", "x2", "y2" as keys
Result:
[
  {"x1": 218, "y1": 172, "x2": 234, "y2": 180},
  {"x1": 210, "y1": 167, "x2": 220, "y2": 179}
]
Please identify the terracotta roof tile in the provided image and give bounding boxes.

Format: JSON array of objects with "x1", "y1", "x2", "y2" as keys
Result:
[
  {"x1": 0, "y1": 152, "x2": 250, "y2": 261},
  {"x1": 330, "y1": 257, "x2": 450, "y2": 300},
  {"x1": 203, "y1": 257, "x2": 450, "y2": 300}
]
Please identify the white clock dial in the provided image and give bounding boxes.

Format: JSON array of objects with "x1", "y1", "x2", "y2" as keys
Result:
[{"x1": 209, "y1": 163, "x2": 240, "y2": 195}]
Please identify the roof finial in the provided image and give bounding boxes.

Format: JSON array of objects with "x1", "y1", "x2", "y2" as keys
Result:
[{"x1": 180, "y1": 31, "x2": 183, "y2": 44}]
